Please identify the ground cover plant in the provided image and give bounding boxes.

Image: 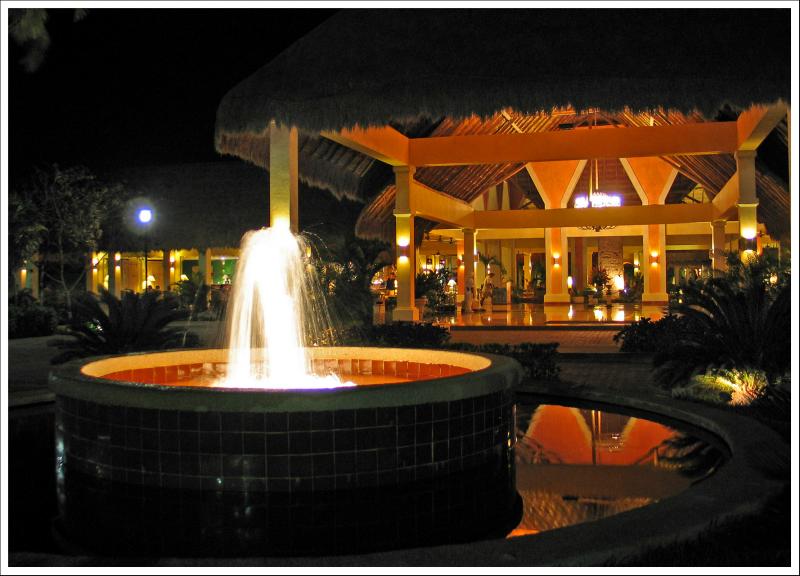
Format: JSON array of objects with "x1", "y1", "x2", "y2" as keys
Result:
[{"x1": 49, "y1": 287, "x2": 198, "y2": 364}]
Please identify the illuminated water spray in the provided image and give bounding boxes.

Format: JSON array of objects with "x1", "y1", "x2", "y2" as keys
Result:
[{"x1": 219, "y1": 227, "x2": 353, "y2": 389}]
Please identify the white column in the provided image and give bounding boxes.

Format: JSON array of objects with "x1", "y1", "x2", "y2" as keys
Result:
[
  {"x1": 393, "y1": 166, "x2": 419, "y2": 322},
  {"x1": 710, "y1": 220, "x2": 728, "y2": 274},
  {"x1": 269, "y1": 121, "x2": 299, "y2": 232},
  {"x1": 735, "y1": 150, "x2": 758, "y2": 255}
]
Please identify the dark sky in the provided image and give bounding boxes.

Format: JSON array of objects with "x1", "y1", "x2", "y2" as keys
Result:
[{"x1": 10, "y1": 8, "x2": 337, "y2": 176}]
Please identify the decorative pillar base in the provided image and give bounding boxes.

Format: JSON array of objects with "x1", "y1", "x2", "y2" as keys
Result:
[
  {"x1": 543, "y1": 293, "x2": 571, "y2": 304},
  {"x1": 641, "y1": 293, "x2": 669, "y2": 304},
  {"x1": 393, "y1": 307, "x2": 420, "y2": 322}
]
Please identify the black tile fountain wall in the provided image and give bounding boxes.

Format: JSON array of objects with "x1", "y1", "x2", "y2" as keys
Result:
[{"x1": 56, "y1": 390, "x2": 514, "y2": 493}]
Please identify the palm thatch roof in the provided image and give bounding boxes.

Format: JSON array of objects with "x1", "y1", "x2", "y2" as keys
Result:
[
  {"x1": 216, "y1": 9, "x2": 788, "y2": 137},
  {"x1": 214, "y1": 9, "x2": 790, "y2": 241}
]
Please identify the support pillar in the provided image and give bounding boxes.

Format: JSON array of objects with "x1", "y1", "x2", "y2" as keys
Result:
[
  {"x1": 106, "y1": 253, "x2": 116, "y2": 296},
  {"x1": 269, "y1": 121, "x2": 299, "y2": 232},
  {"x1": 87, "y1": 253, "x2": 98, "y2": 293},
  {"x1": 462, "y1": 228, "x2": 476, "y2": 309},
  {"x1": 501, "y1": 181, "x2": 511, "y2": 210},
  {"x1": 735, "y1": 150, "x2": 758, "y2": 257},
  {"x1": 573, "y1": 237, "x2": 585, "y2": 291},
  {"x1": 500, "y1": 241, "x2": 514, "y2": 288},
  {"x1": 198, "y1": 248, "x2": 212, "y2": 286},
  {"x1": 393, "y1": 166, "x2": 419, "y2": 322},
  {"x1": 456, "y1": 239, "x2": 465, "y2": 302},
  {"x1": 162, "y1": 249, "x2": 172, "y2": 291},
  {"x1": 710, "y1": 220, "x2": 728, "y2": 275},
  {"x1": 672, "y1": 265, "x2": 681, "y2": 286},
  {"x1": 642, "y1": 224, "x2": 668, "y2": 303},
  {"x1": 544, "y1": 228, "x2": 570, "y2": 304},
  {"x1": 112, "y1": 253, "x2": 122, "y2": 297}
]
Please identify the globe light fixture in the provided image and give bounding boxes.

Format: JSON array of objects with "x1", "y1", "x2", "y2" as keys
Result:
[{"x1": 137, "y1": 207, "x2": 154, "y2": 291}]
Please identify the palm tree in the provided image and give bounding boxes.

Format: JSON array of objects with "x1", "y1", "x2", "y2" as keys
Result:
[
  {"x1": 49, "y1": 287, "x2": 197, "y2": 364},
  {"x1": 478, "y1": 253, "x2": 505, "y2": 277},
  {"x1": 653, "y1": 260, "x2": 790, "y2": 389}
]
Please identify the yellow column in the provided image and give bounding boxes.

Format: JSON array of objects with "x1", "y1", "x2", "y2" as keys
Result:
[
  {"x1": 162, "y1": 249, "x2": 171, "y2": 291},
  {"x1": 269, "y1": 121, "x2": 299, "y2": 232},
  {"x1": 643, "y1": 224, "x2": 668, "y2": 304},
  {"x1": 462, "y1": 228, "x2": 476, "y2": 308},
  {"x1": 456, "y1": 239, "x2": 465, "y2": 302},
  {"x1": 735, "y1": 150, "x2": 758, "y2": 257},
  {"x1": 198, "y1": 248, "x2": 213, "y2": 285},
  {"x1": 544, "y1": 228, "x2": 570, "y2": 304},
  {"x1": 112, "y1": 252, "x2": 122, "y2": 297},
  {"x1": 30, "y1": 264, "x2": 40, "y2": 299},
  {"x1": 500, "y1": 240, "x2": 514, "y2": 288},
  {"x1": 87, "y1": 252, "x2": 99, "y2": 293},
  {"x1": 710, "y1": 220, "x2": 728, "y2": 275},
  {"x1": 393, "y1": 166, "x2": 419, "y2": 322}
]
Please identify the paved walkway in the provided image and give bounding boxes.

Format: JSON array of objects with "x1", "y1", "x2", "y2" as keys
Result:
[
  {"x1": 449, "y1": 328, "x2": 621, "y2": 353},
  {"x1": 425, "y1": 302, "x2": 667, "y2": 327}
]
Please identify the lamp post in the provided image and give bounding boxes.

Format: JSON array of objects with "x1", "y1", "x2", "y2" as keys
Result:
[{"x1": 138, "y1": 208, "x2": 153, "y2": 291}]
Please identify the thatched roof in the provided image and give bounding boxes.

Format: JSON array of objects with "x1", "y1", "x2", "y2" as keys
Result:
[
  {"x1": 216, "y1": 9, "x2": 788, "y2": 138},
  {"x1": 214, "y1": 9, "x2": 790, "y2": 241}
]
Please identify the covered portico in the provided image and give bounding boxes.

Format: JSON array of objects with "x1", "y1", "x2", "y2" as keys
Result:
[{"x1": 214, "y1": 10, "x2": 790, "y2": 323}]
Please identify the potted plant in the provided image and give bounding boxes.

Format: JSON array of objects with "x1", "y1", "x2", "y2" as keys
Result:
[
  {"x1": 530, "y1": 261, "x2": 546, "y2": 302},
  {"x1": 582, "y1": 286, "x2": 596, "y2": 305},
  {"x1": 591, "y1": 267, "x2": 610, "y2": 303},
  {"x1": 414, "y1": 271, "x2": 439, "y2": 314}
]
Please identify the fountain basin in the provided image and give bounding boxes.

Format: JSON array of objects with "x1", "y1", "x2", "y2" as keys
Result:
[{"x1": 50, "y1": 347, "x2": 522, "y2": 493}]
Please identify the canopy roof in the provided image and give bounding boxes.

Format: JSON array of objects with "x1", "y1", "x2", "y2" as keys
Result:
[
  {"x1": 216, "y1": 9, "x2": 788, "y2": 137},
  {"x1": 214, "y1": 9, "x2": 790, "y2": 241}
]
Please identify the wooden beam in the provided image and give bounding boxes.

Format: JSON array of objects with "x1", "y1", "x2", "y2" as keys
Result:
[
  {"x1": 737, "y1": 102, "x2": 788, "y2": 151},
  {"x1": 408, "y1": 122, "x2": 738, "y2": 166},
  {"x1": 711, "y1": 172, "x2": 740, "y2": 215},
  {"x1": 472, "y1": 203, "x2": 717, "y2": 230},
  {"x1": 321, "y1": 126, "x2": 409, "y2": 166},
  {"x1": 409, "y1": 181, "x2": 474, "y2": 228}
]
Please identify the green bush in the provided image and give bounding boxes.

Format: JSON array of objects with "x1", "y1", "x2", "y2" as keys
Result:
[
  {"x1": 339, "y1": 322, "x2": 451, "y2": 349},
  {"x1": 613, "y1": 314, "x2": 690, "y2": 353},
  {"x1": 653, "y1": 269, "x2": 790, "y2": 389},
  {"x1": 9, "y1": 299, "x2": 58, "y2": 338},
  {"x1": 49, "y1": 287, "x2": 198, "y2": 364},
  {"x1": 339, "y1": 323, "x2": 560, "y2": 381},
  {"x1": 446, "y1": 342, "x2": 560, "y2": 381}
]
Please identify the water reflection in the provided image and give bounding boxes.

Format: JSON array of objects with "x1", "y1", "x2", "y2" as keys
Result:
[{"x1": 511, "y1": 404, "x2": 724, "y2": 536}]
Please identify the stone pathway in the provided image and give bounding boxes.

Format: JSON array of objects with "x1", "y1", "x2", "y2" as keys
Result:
[{"x1": 449, "y1": 328, "x2": 621, "y2": 353}]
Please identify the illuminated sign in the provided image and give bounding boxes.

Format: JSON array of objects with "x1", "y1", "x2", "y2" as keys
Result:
[{"x1": 574, "y1": 193, "x2": 622, "y2": 209}]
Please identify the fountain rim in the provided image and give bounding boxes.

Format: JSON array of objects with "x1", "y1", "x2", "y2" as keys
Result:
[{"x1": 48, "y1": 347, "x2": 523, "y2": 413}]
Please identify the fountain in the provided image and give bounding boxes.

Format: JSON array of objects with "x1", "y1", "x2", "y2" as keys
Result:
[{"x1": 49, "y1": 226, "x2": 523, "y2": 555}]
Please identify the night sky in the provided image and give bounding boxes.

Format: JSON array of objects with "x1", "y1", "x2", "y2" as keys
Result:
[{"x1": 10, "y1": 8, "x2": 337, "y2": 177}]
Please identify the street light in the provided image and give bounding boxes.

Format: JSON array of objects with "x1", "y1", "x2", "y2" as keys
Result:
[{"x1": 138, "y1": 208, "x2": 153, "y2": 291}]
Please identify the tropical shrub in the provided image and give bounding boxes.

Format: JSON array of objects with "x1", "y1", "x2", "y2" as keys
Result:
[
  {"x1": 613, "y1": 314, "x2": 691, "y2": 353},
  {"x1": 414, "y1": 268, "x2": 454, "y2": 310},
  {"x1": 49, "y1": 287, "x2": 198, "y2": 364},
  {"x1": 339, "y1": 322, "x2": 451, "y2": 349},
  {"x1": 590, "y1": 267, "x2": 610, "y2": 292},
  {"x1": 652, "y1": 255, "x2": 790, "y2": 389},
  {"x1": 8, "y1": 290, "x2": 58, "y2": 338},
  {"x1": 316, "y1": 236, "x2": 391, "y2": 330},
  {"x1": 446, "y1": 342, "x2": 560, "y2": 381},
  {"x1": 174, "y1": 273, "x2": 209, "y2": 319}
]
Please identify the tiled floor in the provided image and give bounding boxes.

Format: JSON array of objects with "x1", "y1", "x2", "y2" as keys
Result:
[
  {"x1": 449, "y1": 328, "x2": 622, "y2": 352},
  {"x1": 430, "y1": 302, "x2": 667, "y2": 328}
]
